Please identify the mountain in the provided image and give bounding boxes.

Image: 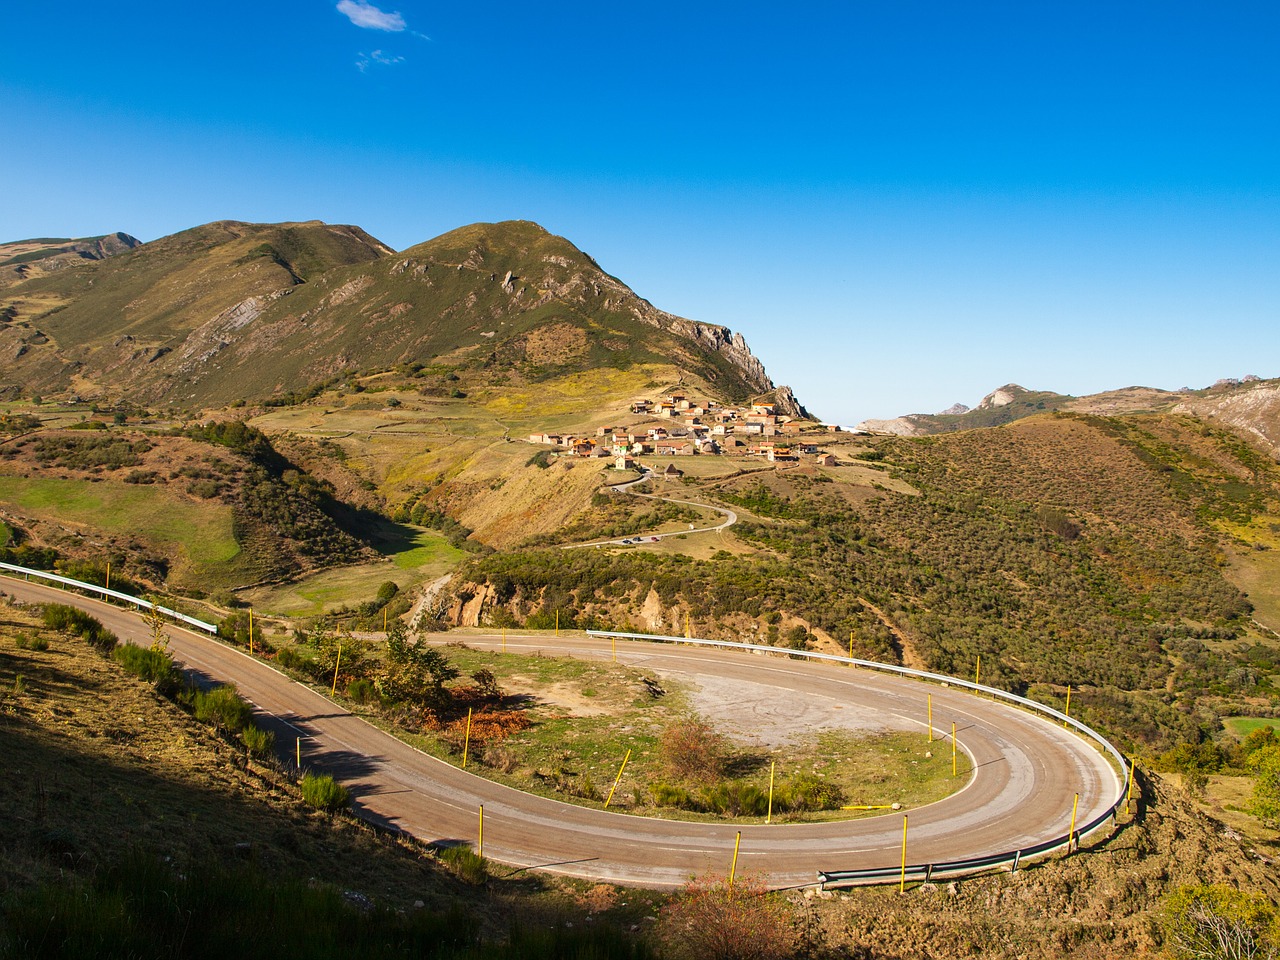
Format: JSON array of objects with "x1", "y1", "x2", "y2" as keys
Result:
[
  {"x1": 857, "y1": 379, "x2": 1280, "y2": 455},
  {"x1": 0, "y1": 219, "x2": 792, "y2": 413},
  {"x1": 0, "y1": 232, "x2": 140, "y2": 289}
]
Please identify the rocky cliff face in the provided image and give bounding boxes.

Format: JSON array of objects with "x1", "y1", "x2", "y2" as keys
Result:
[{"x1": 1174, "y1": 380, "x2": 1280, "y2": 459}]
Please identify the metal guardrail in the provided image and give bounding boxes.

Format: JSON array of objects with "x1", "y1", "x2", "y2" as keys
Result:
[
  {"x1": 587, "y1": 629, "x2": 1131, "y2": 887},
  {"x1": 0, "y1": 562, "x2": 219, "y2": 635}
]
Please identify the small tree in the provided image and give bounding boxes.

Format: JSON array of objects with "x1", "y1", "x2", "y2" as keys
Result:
[
  {"x1": 376, "y1": 622, "x2": 458, "y2": 706},
  {"x1": 1247, "y1": 745, "x2": 1280, "y2": 829}
]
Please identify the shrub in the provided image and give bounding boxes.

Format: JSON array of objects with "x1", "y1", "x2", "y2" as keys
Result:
[
  {"x1": 1163, "y1": 884, "x2": 1280, "y2": 960},
  {"x1": 14, "y1": 633, "x2": 49, "y2": 651},
  {"x1": 113, "y1": 643, "x2": 179, "y2": 693},
  {"x1": 661, "y1": 718, "x2": 728, "y2": 784},
  {"x1": 438, "y1": 846, "x2": 486, "y2": 885},
  {"x1": 242, "y1": 725, "x2": 276, "y2": 758},
  {"x1": 192, "y1": 685, "x2": 254, "y2": 733},
  {"x1": 42, "y1": 603, "x2": 118, "y2": 653},
  {"x1": 659, "y1": 874, "x2": 794, "y2": 960},
  {"x1": 300, "y1": 772, "x2": 349, "y2": 812},
  {"x1": 275, "y1": 647, "x2": 306, "y2": 671}
]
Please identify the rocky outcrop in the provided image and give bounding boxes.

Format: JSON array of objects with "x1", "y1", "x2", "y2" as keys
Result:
[
  {"x1": 774, "y1": 385, "x2": 812, "y2": 420},
  {"x1": 977, "y1": 384, "x2": 1028, "y2": 409},
  {"x1": 855, "y1": 416, "x2": 930, "y2": 436},
  {"x1": 937, "y1": 403, "x2": 970, "y2": 416}
]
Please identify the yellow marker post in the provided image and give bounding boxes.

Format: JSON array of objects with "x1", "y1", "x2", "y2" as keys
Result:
[
  {"x1": 331, "y1": 646, "x2": 342, "y2": 695},
  {"x1": 105, "y1": 561, "x2": 110, "y2": 591},
  {"x1": 848, "y1": 632, "x2": 853, "y2": 662},
  {"x1": 729, "y1": 831, "x2": 742, "y2": 886},
  {"x1": 1063, "y1": 685, "x2": 1071, "y2": 727},
  {"x1": 899, "y1": 815, "x2": 909, "y2": 893},
  {"x1": 462, "y1": 707, "x2": 473, "y2": 769},
  {"x1": 478, "y1": 804, "x2": 484, "y2": 858},
  {"x1": 975, "y1": 655, "x2": 981, "y2": 686},
  {"x1": 766, "y1": 760, "x2": 776, "y2": 824},
  {"x1": 604, "y1": 748, "x2": 632, "y2": 808},
  {"x1": 927, "y1": 694, "x2": 933, "y2": 743},
  {"x1": 1068, "y1": 792, "x2": 1079, "y2": 852},
  {"x1": 248, "y1": 608, "x2": 254, "y2": 655},
  {"x1": 952, "y1": 722, "x2": 957, "y2": 777},
  {"x1": 296, "y1": 736, "x2": 301, "y2": 770},
  {"x1": 1125, "y1": 759, "x2": 1135, "y2": 814}
]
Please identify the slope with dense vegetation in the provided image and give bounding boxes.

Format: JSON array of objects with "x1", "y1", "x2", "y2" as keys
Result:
[{"x1": 455, "y1": 411, "x2": 1280, "y2": 755}]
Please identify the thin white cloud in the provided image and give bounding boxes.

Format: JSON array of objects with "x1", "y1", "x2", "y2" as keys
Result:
[
  {"x1": 355, "y1": 49, "x2": 406, "y2": 71},
  {"x1": 337, "y1": 0, "x2": 405, "y2": 32}
]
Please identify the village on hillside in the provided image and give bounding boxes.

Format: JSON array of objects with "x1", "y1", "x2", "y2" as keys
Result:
[{"x1": 527, "y1": 392, "x2": 845, "y2": 473}]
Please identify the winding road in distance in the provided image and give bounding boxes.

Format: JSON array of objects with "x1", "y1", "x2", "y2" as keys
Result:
[{"x1": 2, "y1": 576, "x2": 1120, "y2": 889}]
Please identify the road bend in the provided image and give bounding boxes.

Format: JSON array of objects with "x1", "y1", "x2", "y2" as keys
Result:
[{"x1": 1, "y1": 576, "x2": 1120, "y2": 889}]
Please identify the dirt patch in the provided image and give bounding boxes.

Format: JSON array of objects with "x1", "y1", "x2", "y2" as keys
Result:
[
  {"x1": 501, "y1": 675, "x2": 617, "y2": 717},
  {"x1": 671, "y1": 673, "x2": 895, "y2": 748}
]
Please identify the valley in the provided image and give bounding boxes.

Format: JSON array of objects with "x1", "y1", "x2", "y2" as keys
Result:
[{"x1": 1, "y1": 217, "x2": 1279, "y2": 958}]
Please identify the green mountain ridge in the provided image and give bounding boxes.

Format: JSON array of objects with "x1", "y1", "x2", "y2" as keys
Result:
[{"x1": 0, "y1": 218, "x2": 793, "y2": 414}]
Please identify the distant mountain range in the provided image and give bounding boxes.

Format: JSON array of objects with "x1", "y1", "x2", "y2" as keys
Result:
[
  {"x1": 858, "y1": 379, "x2": 1280, "y2": 457},
  {"x1": 0, "y1": 219, "x2": 801, "y2": 415}
]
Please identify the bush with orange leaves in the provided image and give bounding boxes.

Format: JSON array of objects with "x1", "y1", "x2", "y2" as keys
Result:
[
  {"x1": 659, "y1": 874, "x2": 795, "y2": 960},
  {"x1": 434, "y1": 709, "x2": 531, "y2": 748}
]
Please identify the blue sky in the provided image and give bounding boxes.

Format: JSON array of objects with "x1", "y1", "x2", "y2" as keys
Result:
[{"x1": 2, "y1": 2, "x2": 1277, "y2": 424}]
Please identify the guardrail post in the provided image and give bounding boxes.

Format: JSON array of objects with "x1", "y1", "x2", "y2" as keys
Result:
[{"x1": 1012, "y1": 850, "x2": 1021, "y2": 872}]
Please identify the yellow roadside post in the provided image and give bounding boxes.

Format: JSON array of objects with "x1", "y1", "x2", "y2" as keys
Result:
[
  {"x1": 729, "y1": 831, "x2": 742, "y2": 885},
  {"x1": 1126, "y1": 759, "x2": 1135, "y2": 814},
  {"x1": 952, "y1": 722, "x2": 957, "y2": 777},
  {"x1": 766, "y1": 760, "x2": 776, "y2": 824},
  {"x1": 105, "y1": 561, "x2": 110, "y2": 591},
  {"x1": 462, "y1": 707, "x2": 473, "y2": 769},
  {"x1": 331, "y1": 646, "x2": 342, "y2": 695},
  {"x1": 604, "y1": 749, "x2": 632, "y2": 808},
  {"x1": 927, "y1": 694, "x2": 933, "y2": 743},
  {"x1": 899, "y1": 815, "x2": 909, "y2": 893},
  {"x1": 478, "y1": 804, "x2": 484, "y2": 858},
  {"x1": 296, "y1": 736, "x2": 301, "y2": 771},
  {"x1": 848, "y1": 632, "x2": 853, "y2": 661},
  {"x1": 248, "y1": 608, "x2": 254, "y2": 655},
  {"x1": 1068, "y1": 792, "x2": 1079, "y2": 853},
  {"x1": 1063, "y1": 685, "x2": 1071, "y2": 727},
  {"x1": 975, "y1": 655, "x2": 981, "y2": 686}
]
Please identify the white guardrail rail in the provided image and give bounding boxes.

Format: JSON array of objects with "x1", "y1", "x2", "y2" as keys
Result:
[
  {"x1": 587, "y1": 629, "x2": 1132, "y2": 888},
  {"x1": 0, "y1": 562, "x2": 219, "y2": 635}
]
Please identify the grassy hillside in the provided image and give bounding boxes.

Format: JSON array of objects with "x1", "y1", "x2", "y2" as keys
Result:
[
  {"x1": 0, "y1": 421, "x2": 389, "y2": 596},
  {"x1": 0, "y1": 219, "x2": 777, "y2": 413}
]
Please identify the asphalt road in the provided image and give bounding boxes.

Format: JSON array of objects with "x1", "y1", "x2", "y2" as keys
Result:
[
  {"x1": 566, "y1": 469, "x2": 738, "y2": 548},
  {"x1": 2, "y1": 576, "x2": 1120, "y2": 889}
]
